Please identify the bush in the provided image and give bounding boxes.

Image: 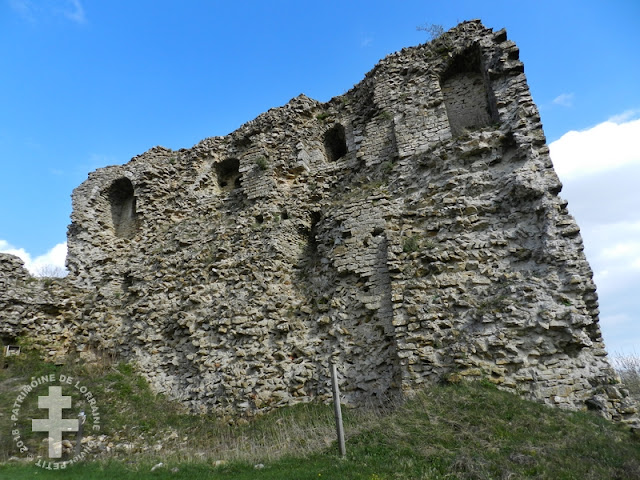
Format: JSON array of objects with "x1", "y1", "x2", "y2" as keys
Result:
[
  {"x1": 35, "y1": 264, "x2": 67, "y2": 278},
  {"x1": 402, "y1": 236, "x2": 420, "y2": 253},
  {"x1": 255, "y1": 157, "x2": 269, "y2": 171}
]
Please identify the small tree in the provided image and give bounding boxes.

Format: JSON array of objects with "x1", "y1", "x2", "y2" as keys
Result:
[
  {"x1": 417, "y1": 23, "x2": 445, "y2": 41},
  {"x1": 611, "y1": 353, "x2": 640, "y2": 400},
  {"x1": 35, "y1": 264, "x2": 67, "y2": 278}
]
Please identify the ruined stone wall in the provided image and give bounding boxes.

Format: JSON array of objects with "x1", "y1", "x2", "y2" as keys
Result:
[
  {"x1": 1, "y1": 20, "x2": 637, "y2": 425},
  {"x1": 0, "y1": 254, "x2": 82, "y2": 359}
]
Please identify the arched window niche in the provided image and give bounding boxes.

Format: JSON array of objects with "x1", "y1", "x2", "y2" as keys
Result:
[
  {"x1": 323, "y1": 124, "x2": 347, "y2": 162},
  {"x1": 215, "y1": 158, "x2": 242, "y2": 191},
  {"x1": 440, "y1": 45, "x2": 498, "y2": 137},
  {"x1": 107, "y1": 177, "x2": 139, "y2": 239}
]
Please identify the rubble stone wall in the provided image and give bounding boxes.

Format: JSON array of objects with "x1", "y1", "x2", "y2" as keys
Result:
[{"x1": 1, "y1": 20, "x2": 636, "y2": 425}]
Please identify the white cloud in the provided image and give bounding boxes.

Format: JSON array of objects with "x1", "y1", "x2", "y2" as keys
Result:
[
  {"x1": 549, "y1": 113, "x2": 640, "y2": 179},
  {"x1": 607, "y1": 109, "x2": 640, "y2": 124},
  {"x1": 0, "y1": 240, "x2": 67, "y2": 277},
  {"x1": 550, "y1": 112, "x2": 640, "y2": 354},
  {"x1": 8, "y1": 0, "x2": 36, "y2": 22},
  {"x1": 30, "y1": 242, "x2": 68, "y2": 276},
  {"x1": 587, "y1": 221, "x2": 640, "y2": 296},
  {"x1": 601, "y1": 240, "x2": 640, "y2": 263},
  {"x1": 552, "y1": 93, "x2": 574, "y2": 107},
  {"x1": 0, "y1": 240, "x2": 32, "y2": 266},
  {"x1": 8, "y1": 0, "x2": 86, "y2": 24},
  {"x1": 62, "y1": 0, "x2": 85, "y2": 24}
]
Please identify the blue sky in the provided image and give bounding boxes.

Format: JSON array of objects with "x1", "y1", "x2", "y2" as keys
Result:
[{"x1": 1, "y1": 1, "x2": 639, "y2": 355}]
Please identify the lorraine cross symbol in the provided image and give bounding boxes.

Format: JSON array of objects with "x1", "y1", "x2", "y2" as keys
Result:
[{"x1": 32, "y1": 386, "x2": 79, "y2": 458}]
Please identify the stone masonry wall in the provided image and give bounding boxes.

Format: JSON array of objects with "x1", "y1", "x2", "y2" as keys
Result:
[
  {"x1": 1, "y1": 20, "x2": 637, "y2": 426},
  {"x1": 0, "y1": 254, "x2": 83, "y2": 360}
]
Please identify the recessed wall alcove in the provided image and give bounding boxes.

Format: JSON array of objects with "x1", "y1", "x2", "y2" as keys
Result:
[
  {"x1": 107, "y1": 177, "x2": 139, "y2": 239},
  {"x1": 440, "y1": 45, "x2": 497, "y2": 136},
  {"x1": 324, "y1": 124, "x2": 347, "y2": 162},
  {"x1": 216, "y1": 158, "x2": 242, "y2": 191}
]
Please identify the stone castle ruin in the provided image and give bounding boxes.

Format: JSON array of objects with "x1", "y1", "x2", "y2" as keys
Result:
[{"x1": 2, "y1": 21, "x2": 637, "y2": 425}]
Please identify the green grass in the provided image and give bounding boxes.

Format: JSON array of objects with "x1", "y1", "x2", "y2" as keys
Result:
[{"x1": 2, "y1": 348, "x2": 640, "y2": 479}]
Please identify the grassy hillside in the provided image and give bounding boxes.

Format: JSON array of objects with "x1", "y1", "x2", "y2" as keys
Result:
[{"x1": 1, "y1": 345, "x2": 640, "y2": 479}]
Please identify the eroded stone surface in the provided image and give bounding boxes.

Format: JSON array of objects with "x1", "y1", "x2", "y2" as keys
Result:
[
  {"x1": 1, "y1": 20, "x2": 636, "y2": 426},
  {"x1": 0, "y1": 255, "x2": 83, "y2": 361}
]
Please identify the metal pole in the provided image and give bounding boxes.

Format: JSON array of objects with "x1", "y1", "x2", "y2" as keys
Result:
[
  {"x1": 330, "y1": 362, "x2": 346, "y2": 457},
  {"x1": 75, "y1": 411, "x2": 85, "y2": 456}
]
